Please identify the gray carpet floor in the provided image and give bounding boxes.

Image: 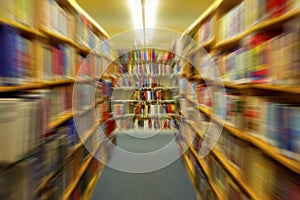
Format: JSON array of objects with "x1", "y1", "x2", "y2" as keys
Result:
[{"x1": 91, "y1": 130, "x2": 197, "y2": 200}]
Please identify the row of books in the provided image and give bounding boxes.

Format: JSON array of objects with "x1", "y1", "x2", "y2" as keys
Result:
[
  {"x1": 219, "y1": 0, "x2": 299, "y2": 41},
  {"x1": 0, "y1": 85, "x2": 97, "y2": 164},
  {"x1": 213, "y1": 26, "x2": 300, "y2": 84},
  {"x1": 212, "y1": 128, "x2": 300, "y2": 198},
  {"x1": 97, "y1": 79, "x2": 113, "y2": 97},
  {"x1": 197, "y1": 16, "x2": 215, "y2": 44},
  {"x1": 115, "y1": 118, "x2": 177, "y2": 130},
  {"x1": 40, "y1": 0, "x2": 72, "y2": 38},
  {"x1": 39, "y1": 0, "x2": 105, "y2": 50},
  {"x1": 73, "y1": 83, "x2": 94, "y2": 110},
  {"x1": 135, "y1": 119, "x2": 174, "y2": 130},
  {"x1": 126, "y1": 63, "x2": 176, "y2": 76},
  {"x1": 134, "y1": 89, "x2": 164, "y2": 101},
  {"x1": 134, "y1": 104, "x2": 174, "y2": 116},
  {"x1": 114, "y1": 74, "x2": 177, "y2": 89},
  {"x1": 0, "y1": 118, "x2": 81, "y2": 199},
  {"x1": 244, "y1": 96, "x2": 300, "y2": 159},
  {"x1": 96, "y1": 100, "x2": 111, "y2": 121},
  {"x1": 50, "y1": 86, "x2": 72, "y2": 120},
  {"x1": 117, "y1": 48, "x2": 175, "y2": 63},
  {"x1": 189, "y1": 125, "x2": 300, "y2": 199},
  {"x1": 0, "y1": 25, "x2": 35, "y2": 85},
  {"x1": 0, "y1": 24, "x2": 111, "y2": 85},
  {"x1": 210, "y1": 88, "x2": 300, "y2": 160},
  {"x1": 0, "y1": 95, "x2": 51, "y2": 163},
  {"x1": 0, "y1": 0, "x2": 35, "y2": 27}
]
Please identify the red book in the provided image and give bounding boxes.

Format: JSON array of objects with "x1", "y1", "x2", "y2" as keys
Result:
[
  {"x1": 51, "y1": 46, "x2": 58, "y2": 76},
  {"x1": 167, "y1": 104, "x2": 172, "y2": 113}
]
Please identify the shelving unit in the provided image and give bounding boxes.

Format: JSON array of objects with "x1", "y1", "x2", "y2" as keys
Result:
[
  {"x1": 0, "y1": 0, "x2": 116, "y2": 199},
  {"x1": 179, "y1": 0, "x2": 300, "y2": 199}
]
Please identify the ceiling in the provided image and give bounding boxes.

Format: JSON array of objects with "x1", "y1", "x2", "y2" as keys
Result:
[{"x1": 76, "y1": 0, "x2": 214, "y2": 47}]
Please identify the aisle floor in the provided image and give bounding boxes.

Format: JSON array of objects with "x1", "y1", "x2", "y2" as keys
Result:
[
  {"x1": 91, "y1": 130, "x2": 197, "y2": 200},
  {"x1": 91, "y1": 157, "x2": 197, "y2": 200}
]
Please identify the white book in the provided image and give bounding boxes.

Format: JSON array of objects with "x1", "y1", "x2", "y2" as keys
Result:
[{"x1": 0, "y1": 99, "x2": 29, "y2": 163}]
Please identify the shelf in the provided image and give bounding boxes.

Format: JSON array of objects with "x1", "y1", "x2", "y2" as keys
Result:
[
  {"x1": 48, "y1": 112, "x2": 73, "y2": 131},
  {"x1": 80, "y1": 164, "x2": 105, "y2": 200},
  {"x1": 0, "y1": 82, "x2": 48, "y2": 92},
  {"x1": 36, "y1": 119, "x2": 105, "y2": 194},
  {"x1": 0, "y1": 17, "x2": 45, "y2": 38},
  {"x1": 183, "y1": 0, "x2": 223, "y2": 35},
  {"x1": 212, "y1": 149, "x2": 259, "y2": 200},
  {"x1": 215, "y1": 8, "x2": 300, "y2": 50},
  {"x1": 250, "y1": 83, "x2": 300, "y2": 94},
  {"x1": 187, "y1": 74, "x2": 203, "y2": 81},
  {"x1": 182, "y1": 154, "x2": 195, "y2": 178},
  {"x1": 181, "y1": 154, "x2": 203, "y2": 200},
  {"x1": 61, "y1": 142, "x2": 102, "y2": 200},
  {"x1": 198, "y1": 105, "x2": 300, "y2": 175},
  {"x1": 184, "y1": 119, "x2": 204, "y2": 138},
  {"x1": 43, "y1": 79, "x2": 75, "y2": 86},
  {"x1": 222, "y1": 81, "x2": 249, "y2": 90},
  {"x1": 39, "y1": 27, "x2": 77, "y2": 47},
  {"x1": 61, "y1": 155, "x2": 93, "y2": 200},
  {"x1": 201, "y1": 37, "x2": 216, "y2": 49},
  {"x1": 189, "y1": 146, "x2": 224, "y2": 200}
]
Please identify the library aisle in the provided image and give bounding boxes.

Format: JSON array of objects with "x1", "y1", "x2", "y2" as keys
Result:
[{"x1": 1, "y1": 0, "x2": 300, "y2": 200}]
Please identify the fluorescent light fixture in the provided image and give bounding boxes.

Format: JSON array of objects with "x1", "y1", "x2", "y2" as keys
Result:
[{"x1": 128, "y1": 0, "x2": 157, "y2": 44}]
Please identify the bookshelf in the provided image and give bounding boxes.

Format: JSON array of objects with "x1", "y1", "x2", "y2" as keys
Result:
[
  {"x1": 179, "y1": 0, "x2": 300, "y2": 199},
  {"x1": 0, "y1": 0, "x2": 115, "y2": 199},
  {"x1": 110, "y1": 48, "x2": 181, "y2": 131}
]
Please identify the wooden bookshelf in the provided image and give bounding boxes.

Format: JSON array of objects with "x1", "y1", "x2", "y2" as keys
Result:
[
  {"x1": 181, "y1": 154, "x2": 203, "y2": 200},
  {"x1": 198, "y1": 105, "x2": 300, "y2": 175},
  {"x1": 61, "y1": 154, "x2": 93, "y2": 200},
  {"x1": 212, "y1": 149, "x2": 259, "y2": 200},
  {"x1": 80, "y1": 164, "x2": 105, "y2": 200},
  {"x1": 183, "y1": 0, "x2": 223, "y2": 35},
  {"x1": 215, "y1": 8, "x2": 300, "y2": 50},
  {"x1": 189, "y1": 146, "x2": 224, "y2": 200},
  {"x1": 61, "y1": 142, "x2": 102, "y2": 200}
]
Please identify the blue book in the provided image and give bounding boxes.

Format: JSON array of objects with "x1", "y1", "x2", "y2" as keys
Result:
[
  {"x1": 0, "y1": 25, "x2": 19, "y2": 86},
  {"x1": 291, "y1": 108, "x2": 300, "y2": 157}
]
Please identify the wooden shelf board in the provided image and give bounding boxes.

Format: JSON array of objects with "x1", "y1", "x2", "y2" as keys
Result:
[
  {"x1": 0, "y1": 17, "x2": 44, "y2": 38},
  {"x1": 80, "y1": 164, "x2": 105, "y2": 200},
  {"x1": 182, "y1": 154, "x2": 195, "y2": 177},
  {"x1": 202, "y1": 37, "x2": 216, "y2": 49},
  {"x1": 43, "y1": 79, "x2": 75, "y2": 86},
  {"x1": 39, "y1": 27, "x2": 77, "y2": 47},
  {"x1": 198, "y1": 105, "x2": 300, "y2": 174},
  {"x1": 183, "y1": 0, "x2": 223, "y2": 35},
  {"x1": 251, "y1": 8, "x2": 300, "y2": 32},
  {"x1": 48, "y1": 112, "x2": 73, "y2": 131},
  {"x1": 214, "y1": 8, "x2": 300, "y2": 50},
  {"x1": 212, "y1": 149, "x2": 259, "y2": 200},
  {"x1": 189, "y1": 146, "x2": 224, "y2": 200},
  {"x1": 222, "y1": 81, "x2": 249, "y2": 89},
  {"x1": 251, "y1": 83, "x2": 300, "y2": 94},
  {"x1": 0, "y1": 82, "x2": 48, "y2": 92},
  {"x1": 215, "y1": 33, "x2": 245, "y2": 50},
  {"x1": 61, "y1": 155, "x2": 94, "y2": 200},
  {"x1": 188, "y1": 74, "x2": 203, "y2": 81},
  {"x1": 61, "y1": 142, "x2": 101, "y2": 200}
]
